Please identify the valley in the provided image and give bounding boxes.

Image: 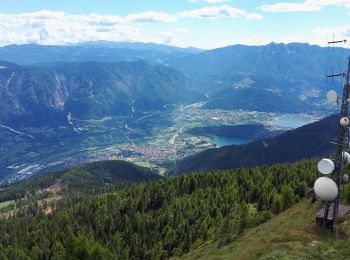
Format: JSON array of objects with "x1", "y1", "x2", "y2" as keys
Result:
[
  {"x1": 0, "y1": 43, "x2": 341, "y2": 184},
  {"x1": 0, "y1": 102, "x2": 319, "y2": 184}
]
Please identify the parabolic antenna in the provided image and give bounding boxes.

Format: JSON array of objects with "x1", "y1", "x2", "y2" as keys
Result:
[
  {"x1": 314, "y1": 177, "x2": 338, "y2": 201},
  {"x1": 340, "y1": 117, "x2": 350, "y2": 126},
  {"x1": 317, "y1": 158, "x2": 335, "y2": 175},
  {"x1": 327, "y1": 90, "x2": 338, "y2": 103},
  {"x1": 343, "y1": 151, "x2": 350, "y2": 165}
]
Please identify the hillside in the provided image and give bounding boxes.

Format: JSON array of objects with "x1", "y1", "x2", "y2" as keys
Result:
[
  {"x1": 0, "y1": 160, "x2": 161, "y2": 204},
  {"x1": 0, "y1": 60, "x2": 200, "y2": 126},
  {"x1": 184, "y1": 199, "x2": 350, "y2": 259},
  {"x1": 169, "y1": 114, "x2": 338, "y2": 175},
  {"x1": 174, "y1": 43, "x2": 347, "y2": 113},
  {"x1": 0, "y1": 159, "x2": 326, "y2": 258},
  {"x1": 0, "y1": 42, "x2": 345, "y2": 116},
  {"x1": 0, "y1": 158, "x2": 349, "y2": 259}
]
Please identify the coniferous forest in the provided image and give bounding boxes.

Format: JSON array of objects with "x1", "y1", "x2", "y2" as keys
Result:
[{"x1": 0, "y1": 159, "x2": 338, "y2": 259}]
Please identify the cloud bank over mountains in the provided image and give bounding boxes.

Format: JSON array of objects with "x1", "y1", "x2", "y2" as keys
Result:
[
  {"x1": 0, "y1": 1, "x2": 349, "y2": 48},
  {"x1": 0, "y1": 5, "x2": 262, "y2": 47},
  {"x1": 259, "y1": 0, "x2": 350, "y2": 12}
]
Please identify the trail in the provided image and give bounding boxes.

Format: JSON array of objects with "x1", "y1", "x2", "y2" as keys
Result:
[
  {"x1": 124, "y1": 124, "x2": 143, "y2": 135},
  {"x1": 67, "y1": 113, "x2": 73, "y2": 125},
  {"x1": 135, "y1": 112, "x2": 160, "y2": 122},
  {"x1": 0, "y1": 124, "x2": 34, "y2": 139},
  {"x1": 123, "y1": 132, "x2": 135, "y2": 145},
  {"x1": 169, "y1": 124, "x2": 186, "y2": 145}
]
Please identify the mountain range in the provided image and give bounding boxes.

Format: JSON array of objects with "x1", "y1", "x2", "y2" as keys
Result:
[
  {"x1": 0, "y1": 41, "x2": 203, "y2": 65},
  {"x1": 174, "y1": 42, "x2": 348, "y2": 113},
  {"x1": 0, "y1": 60, "x2": 200, "y2": 126},
  {"x1": 0, "y1": 41, "x2": 345, "y2": 121},
  {"x1": 0, "y1": 41, "x2": 345, "y2": 183}
]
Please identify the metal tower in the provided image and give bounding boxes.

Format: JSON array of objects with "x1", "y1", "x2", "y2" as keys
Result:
[{"x1": 318, "y1": 39, "x2": 350, "y2": 228}]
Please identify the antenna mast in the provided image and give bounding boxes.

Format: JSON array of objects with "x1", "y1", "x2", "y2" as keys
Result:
[
  {"x1": 332, "y1": 42, "x2": 350, "y2": 223},
  {"x1": 316, "y1": 39, "x2": 350, "y2": 228}
]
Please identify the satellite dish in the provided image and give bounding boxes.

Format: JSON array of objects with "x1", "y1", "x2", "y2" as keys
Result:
[
  {"x1": 327, "y1": 90, "x2": 338, "y2": 103},
  {"x1": 342, "y1": 174, "x2": 349, "y2": 184},
  {"x1": 343, "y1": 151, "x2": 350, "y2": 165},
  {"x1": 314, "y1": 177, "x2": 338, "y2": 201},
  {"x1": 317, "y1": 158, "x2": 335, "y2": 175},
  {"x1": 340, "y1": 117, "x2": 350, "y2": 126}
]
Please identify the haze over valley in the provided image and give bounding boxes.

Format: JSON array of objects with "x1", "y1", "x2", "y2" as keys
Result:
[{"x1": 0, "y1": 42, "x2": 335, "y2": 183}]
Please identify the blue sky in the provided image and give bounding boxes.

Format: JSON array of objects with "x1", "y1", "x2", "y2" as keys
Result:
[{"x1": 0, "y1": 0, "x2": 349, "y2": 49}]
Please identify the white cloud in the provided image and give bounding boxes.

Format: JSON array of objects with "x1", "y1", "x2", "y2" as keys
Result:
[
  {"x1": 0, "y1": 6, "x2": 263, "y2": 47},
  {"x1": 179, "y1": 5, "x2": 263, "y2": 19},
  {"x1": 259, "y1": 0, "x2": 350, "y2": 12},
  {"x1": 312, "y1": 25, "x2": 350, "y2": 45},
  {"x1": 160, "y1": 32, "x2": 182, "y2": 46},
  {"x1": 246, "y1": 13, "x2": 264, "y2": 20},
  {"x1": 176, "y1": 27, "x2": 190, "y2": 35},
  {"x1": 0, "y1": 10, "x2": 155, "y2": 46},
  {"x1": 126, "y1": 11, "x2": 176, "y2": 23}
]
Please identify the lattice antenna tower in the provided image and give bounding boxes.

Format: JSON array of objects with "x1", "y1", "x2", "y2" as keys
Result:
[{"x1": 315, "y1": 38, "x2": 350, "y2": 228}]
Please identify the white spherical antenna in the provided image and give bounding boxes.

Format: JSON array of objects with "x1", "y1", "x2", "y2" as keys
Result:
[
  {"x1": 314, "y1": 177, "x2": 338, "y2": 201},
  {"x1": 340, "y1": 117, "x2": 350, "y2": 126},
  {"x1": 327, "y1": 90, "x2": 338, "y2": 103},
  {"x1": 343, "y1": 151, "x2": 350, "y2": 165},
  {"x1": 342, "y1": 174, "x2": 349, "y2": 184},
  {"x1": 317, "y1": 158, "x2": 335, "y2": 175}
]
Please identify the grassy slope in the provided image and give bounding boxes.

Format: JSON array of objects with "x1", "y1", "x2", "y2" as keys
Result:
[{"x1": 184, "y1": 199, "x2": 350, "y2": 259}]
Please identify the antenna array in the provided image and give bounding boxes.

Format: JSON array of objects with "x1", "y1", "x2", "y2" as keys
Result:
[{"x1": 315, "y1": 39, "x2": 350, "y2": 228}]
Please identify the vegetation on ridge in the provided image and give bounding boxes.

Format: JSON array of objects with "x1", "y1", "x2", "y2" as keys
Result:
[
  {"x1": 0, "y1": 159, "x2": 328, "y2": 259},
  {"x1": 184, "y1": 199, "x2": 350, "y2": 259}
]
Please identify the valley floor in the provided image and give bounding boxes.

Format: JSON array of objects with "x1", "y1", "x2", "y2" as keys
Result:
[{"x1": 0, "y1": 103, "x2": 319, "y2": 184}]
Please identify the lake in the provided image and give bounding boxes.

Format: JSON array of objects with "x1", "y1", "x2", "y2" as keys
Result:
[
  {"x1": 212, "y1": 115, "x2": 316, "y2": 147},
  {"x1": 272, "y1": 116, "x2": 315, "y2": 128},
  {"x1": 212, "y1": 136, "x2": 252, "y2": 148}
]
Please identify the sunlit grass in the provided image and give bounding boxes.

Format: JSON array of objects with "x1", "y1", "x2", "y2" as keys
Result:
[
  {"x1": 0, "y1": 200, "x2": 15, "y2": 210},
  {"x1": 183, "y1": 199, "x2": 350, "y2": 259}
]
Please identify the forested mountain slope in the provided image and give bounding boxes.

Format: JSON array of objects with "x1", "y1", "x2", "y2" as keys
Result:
[
  {"x1": 0, "y1": 159, "x2": 326, "y2": 259},
  {"x1": 0, "y1": 160, "x2": 161, "y2": 204},
  {"x1": 0, "y1": 60, "x2": 200, "y2": 126}
]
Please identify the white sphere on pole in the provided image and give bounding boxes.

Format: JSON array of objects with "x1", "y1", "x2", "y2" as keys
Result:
[
  {"x1": 314, "y1": 177, "x2": 338, "y2": 201},
  {"x1": 342, "y1": 152, "x2": 350, "y2": 165},
  {"x1": 340, "y1": 117, "x2": 349, "y2": 126},
  {"x1": 317, "y1": 158, "x2": 335, "y2": 175},
  {"x1": 327, "y1": 90, "x2": 338, "y2": 103}
]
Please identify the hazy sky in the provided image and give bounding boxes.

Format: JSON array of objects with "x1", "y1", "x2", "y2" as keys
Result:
[{"x1": 0, "y1": 0, "x2": 349, "y2": 49}]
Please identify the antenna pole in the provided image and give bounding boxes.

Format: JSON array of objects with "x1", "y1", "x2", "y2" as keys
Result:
[
  {"x1": 332, "y1": 54, "x2": 350, "y2": 224},
  {"x1": 321, "y1": 39, "x2": 350, "y2": 228}
]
